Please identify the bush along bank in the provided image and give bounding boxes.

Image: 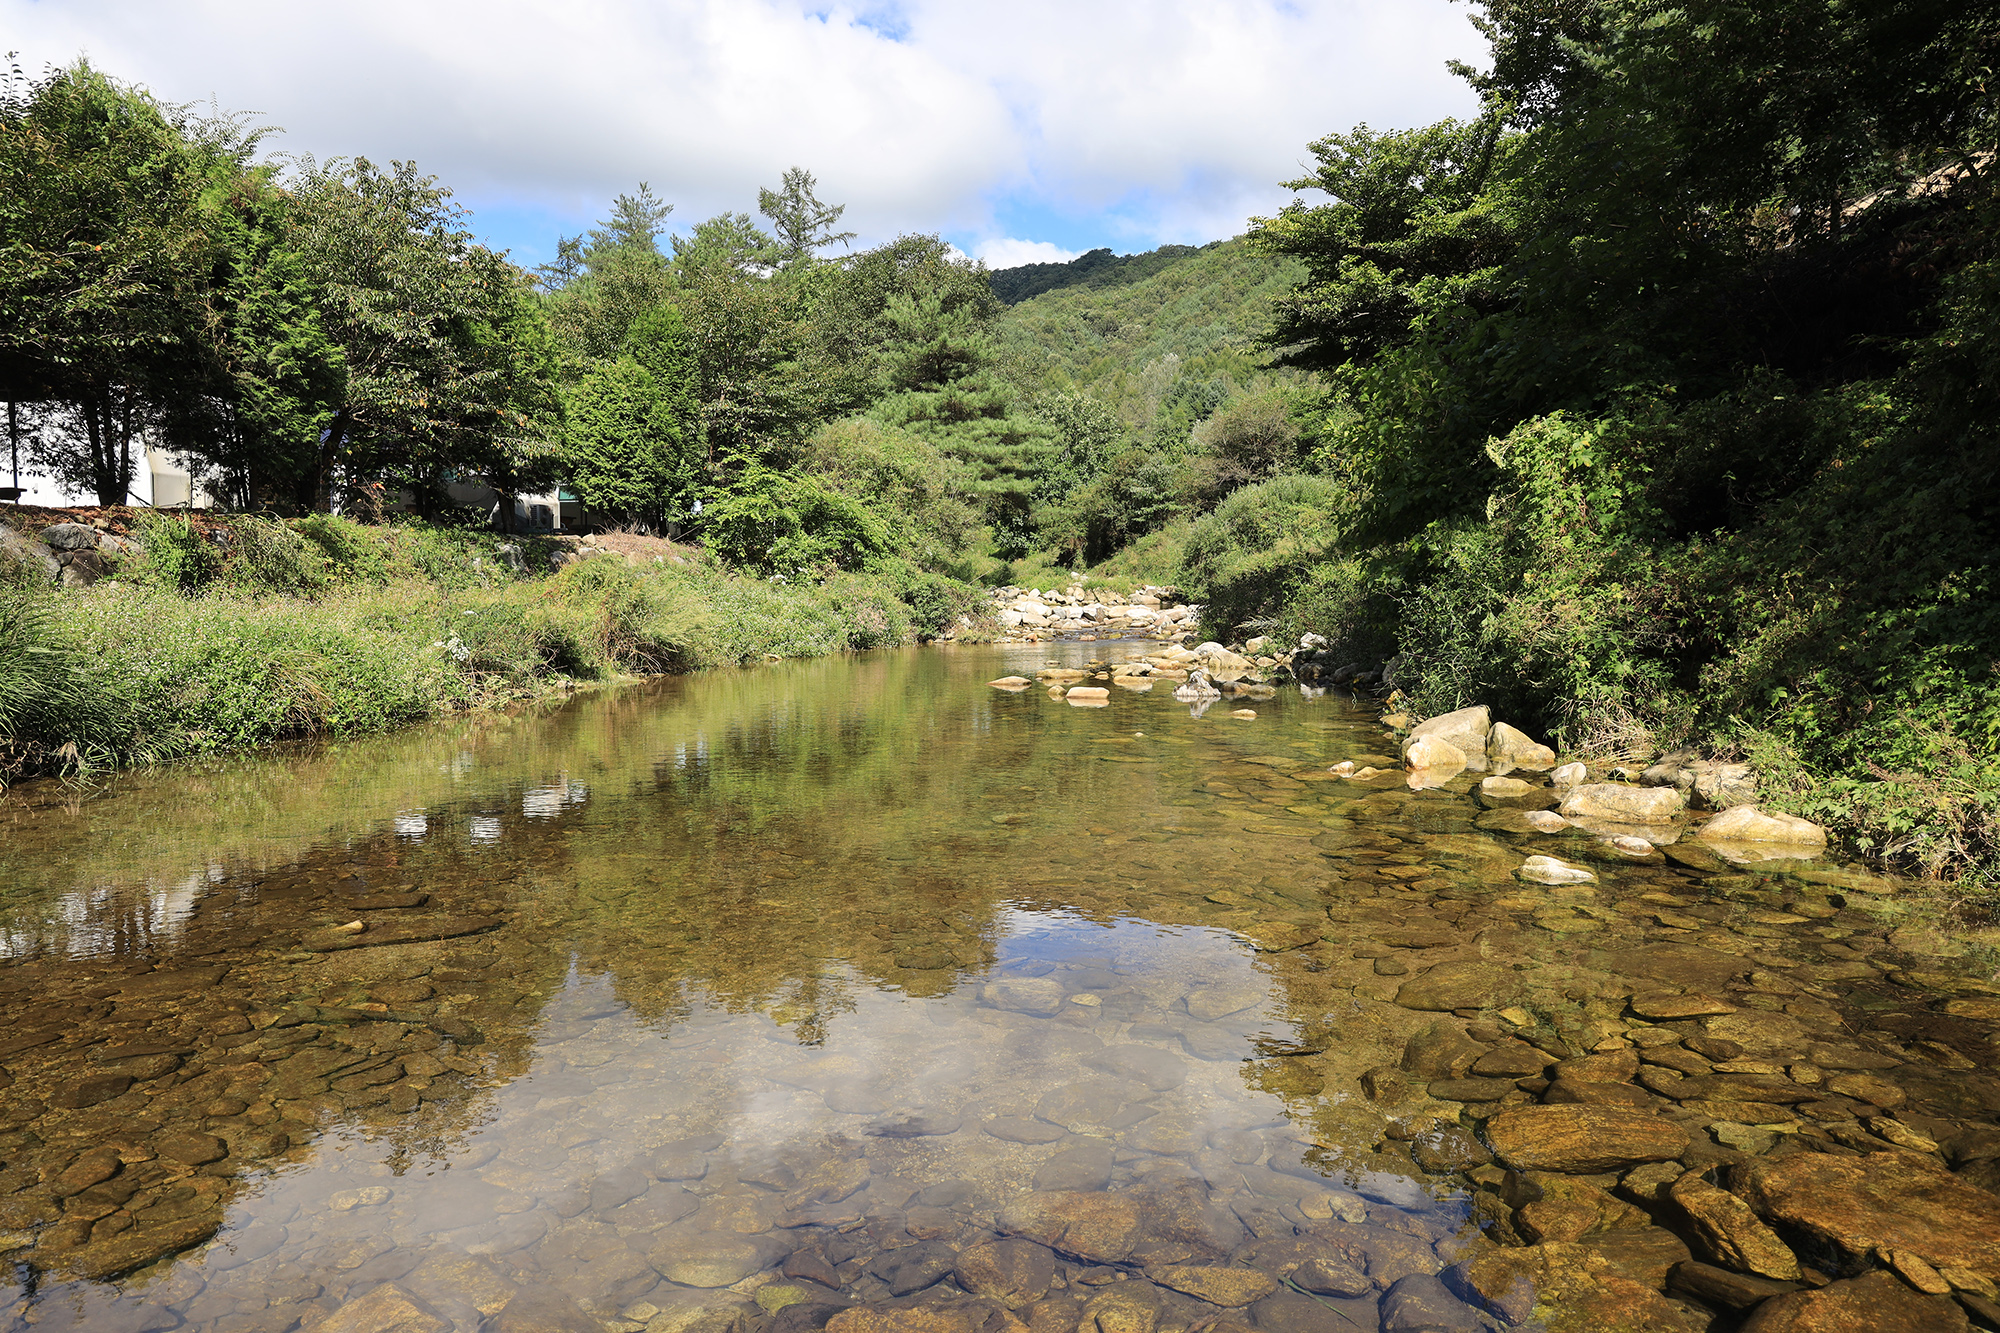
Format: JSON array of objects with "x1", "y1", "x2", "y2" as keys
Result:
[{"x1": 0, "y1": 509, "x2": 991, "y2": 781}]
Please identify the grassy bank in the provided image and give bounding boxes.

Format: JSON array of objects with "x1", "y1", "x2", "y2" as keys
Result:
[{"x1": 0, "y1": 512, "x2": 982, "y2": 780}]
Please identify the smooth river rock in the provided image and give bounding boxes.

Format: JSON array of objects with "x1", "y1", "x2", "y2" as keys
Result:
[
  {"x1": 1487, "y1": 722, "x2": 1556, "y2": 771},
  {"x1": 1484, "y1": 1106, "x2": 1690, "y2": 1173},
  {"x1": 997, "y1": 1191, "x2": 1142, "y2": 1264},
  {"x1": 1558, "y1": 784, "x2": 1685, "y2": 824},
  {"x1": 1151, "y1": 1265, "x2": 1277, "y2": 1306},
  {"x1": 1479, "y1": 777, "x2": 1556, "y2": 811},
  {"x1": 1668, "y1": 1173, "x2": 1800, "y2": 1280},
  {"x1": 1695, "y1": 805, "x2": 1828, "y2": 847},
  {"x1": 1404, "y1": 735, "x2": 1468, "y2": 770},
  {"x1": 1394, "y1": 963, "x2": 1523, "y2": 1013},
  {"x1": 1731, "y1": 1153, "x2": 2000, "y2": 1280},
  {"x1": 1737, "y1": 1271, "x2": 1971, "y2": 1333},
  {"x1": 1403, "y1": 706, "x2": 1491, "y2": 763}
]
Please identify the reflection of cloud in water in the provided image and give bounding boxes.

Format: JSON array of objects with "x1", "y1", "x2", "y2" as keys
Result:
[
  {"x1": 521, "y1": 779, "x2": 589, "y2": 819},
  {"x1": 468, "y1": 815, "x2": 503, "y2": 845},
  {"x1": 0, "y1": 867, "x2": 209, "y2": 959},
  {"x1": 392, "y1": 811, "x2": 428, "y2": 839}
]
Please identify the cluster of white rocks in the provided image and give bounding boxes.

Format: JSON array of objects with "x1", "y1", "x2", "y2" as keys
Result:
[
  {"x1": 989, "y1": 585, "x2": 1199, "y2": 640},
  {"x1": 1326, "y1": 703, "x2": 1836, "y2": 886}
]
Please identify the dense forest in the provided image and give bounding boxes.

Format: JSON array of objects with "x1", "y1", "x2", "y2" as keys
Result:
[{"x1": 2, "y1": 0, "x2": 1997, "y2": 880}]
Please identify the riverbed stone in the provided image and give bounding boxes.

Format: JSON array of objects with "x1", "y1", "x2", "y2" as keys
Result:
[
  {"x1": 1559, "y1": 784, "x2": 1685, "y2": 824},
  {"x1": 1445, "y1": 1244, "x2": 1701, "y2": 1331},
  {"x1": 1034, "y1": 1142, "x2": 1114, "y2": 1192},
  {"x1": 49, "y1": 1073, "x2": 133, "y2": 1109},
  {"x1": 1731, "y1": 1153, "x2": 2000, "y2": 1280},
  {"x1": 1630, "y1": 991, "x2": 1737, "y2": 1020},
  {"x1": 1400, "y1": 1021, "x2": 1491, "y2": 1079},
  {"x1": 954, "y1": 1239, "x2": 1055, "y2": 1308},
  {"x1": 38, "y1": 1211, "x2": 221, "y2": 1280},
  {"x1": 1696, "y1": 806, "x2": 1828, "y2": 848},
  {"x1": 1151, "y1": 1265, "x2": 1276, "y2": 1306},
  {"x1": 1083, "y1": 1044, "x2": 1186, "y2": 1091},
  {"x1": 650, "y1": 1234, "x2": 768, "y2": 1287},
  {"x1": 984, "y1": 980, "x2": 1067, "y2": 1016},
  {"x1": 868, "y1": 1240, "x2": 957, "y2": 1295},
  {"x1": 985, "y1": 1116, "x2": 1069, "y2": 1145},
  {"x1": 1404, "y1": 706, "x2": 1491, "y2": 762},
  {"x1": 1485, "y1": 1106, "x2": 1689, "y2": 1173},
  {"x1": 826, "y1": 1309, "x2": 993, "y2": 1333},
  {"x1": 1517, "y1": 855, "x2": 1596, "y2": 885},
  {"x1": 1736, "y1": 1271, "x2": 1970, "y2": 1332},
  {"x1": 1394, "y1": 964, "x2": 1523, "y2": 1013},
  {"x1": 997, "y1": 1191, "x2": 1143, "y2": 1264},
  {"x1": 1411, "y1": 1125, "x2": 1493, "y2": 1173},
  {"x1": 317, "y1": 1283, "x2": 452, "y2": 1333},
  {"x1": 1667, "y1": 1173, "x2": 1799, "y2": 1279},
  {"x1": 1379, "y1": 1272, "x2": 1487, "y2": 1331},
  {"x1": 1479, "y1": 777, "x2": 1556, "y2": 810},
  {"x1": 491, "y1": 1286, "x2": 601, "y2": 1333},
  {"x1": 1035, "y1": 1079, "x2": 1154, "y2": 1135},
  {"x1": 1488, "y1": 722, "x2": 1556, "y2": 771}
]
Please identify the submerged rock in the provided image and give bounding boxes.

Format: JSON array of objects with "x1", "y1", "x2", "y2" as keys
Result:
[
  {"x1": 1731, "y1": 1153, "x2": 2000, "y2": 1281},
  {"x1": 317, "y1": 1284, "x2": 454, "y2": 1333},
  {"x1": 1736, "y1": 1271, "x2": 1970, "y2": 1332},
  {"x1": 954, "y1": 1238, "x2": 1056, "y2": 1308},
  {"x1": 1478, "y1": 776, "x2": 1556, "y2": 810},
  {"x1": 1394, "y1": 963, "x2": 1523, "y2": 1013},
  {"x1": 1484, "y1": 1106, "x2": 1690, "y2": 1173},
  {"x1": 1518, "y1": 855, "x2": 1596, "y2": 885},
  {"x1": 1668, "y1": 1173, "x2": 1800, "y2": 1280}
]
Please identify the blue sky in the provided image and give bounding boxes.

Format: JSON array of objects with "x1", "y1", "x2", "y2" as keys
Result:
[{"x1": 6, "y1": 0, "x2": 1489, "y2": 272}]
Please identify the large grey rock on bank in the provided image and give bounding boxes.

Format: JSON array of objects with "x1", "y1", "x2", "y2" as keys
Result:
[
  {"x1": 39, "y1": 521, "x2": 99, "y2": 551},
  {"x1": 1643, "y1": 755, "x2": 1759, "y2": 809},
  {"x1": 0, "y1": 526, "x2": 59, "y2": 581},
  {"x1": 1402, "y1": 706, "x2": 1490, "y2": 767}
]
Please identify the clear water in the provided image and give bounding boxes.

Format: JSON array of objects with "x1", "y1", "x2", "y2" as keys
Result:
[{"x1": 0, "y1": 643, "x2": 1951, "y2": 1332}]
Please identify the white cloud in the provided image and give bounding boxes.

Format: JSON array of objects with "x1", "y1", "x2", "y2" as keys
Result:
[
  {"x1": 0, "y1": 0, "x2": 1486, "y2": 258},
  {"x1": 975, "y1": 239, "x2": 1081, "y2": 269}
]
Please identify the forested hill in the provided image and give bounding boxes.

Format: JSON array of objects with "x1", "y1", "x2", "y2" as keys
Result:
[
  {"x1": 987, "y1": 243, "x2": 1214, "y2": 304},
  {"x1": 991, "y1": 237, "x2": 1305, "y2": 426}
]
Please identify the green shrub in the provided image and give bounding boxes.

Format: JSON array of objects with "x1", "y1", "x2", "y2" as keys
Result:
[
  {"x1": 816, "y1": 572, "x2": 913, "y2": 650},
  {"x1": 134, "y1": 512, "x2": 220, "y2": 591},
  {"x1": 216, "y1": 517, "x2": 328, "y2": 595},
  {"x1": 296, "y1": 513, "x2": 390, "y2": 584},
  {"x1": 1177, "y1": 473, "x2": 1353, "y2": 637},
  {"x1": 702, "y1": 471, "x2": 894, "y2": 576}
]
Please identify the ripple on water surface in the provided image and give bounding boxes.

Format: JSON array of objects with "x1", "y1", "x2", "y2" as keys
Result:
[{"x1": 0, "y1": 643, "x2": 1976, "y2": 1331}]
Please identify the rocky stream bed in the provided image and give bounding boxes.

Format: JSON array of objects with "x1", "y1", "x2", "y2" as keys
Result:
[{"x1": 0, "y1": 643, "x2": 1993, "y2": 1333}]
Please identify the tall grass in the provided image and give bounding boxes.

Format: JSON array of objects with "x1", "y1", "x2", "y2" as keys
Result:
[{"x1": 3, "y1": 521, "x2": 956, "y2": 780}]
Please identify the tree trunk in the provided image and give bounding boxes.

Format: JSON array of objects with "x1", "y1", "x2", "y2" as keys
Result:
[{"x1": 83, "y1": 396, "x2": 121, "y2": 507}]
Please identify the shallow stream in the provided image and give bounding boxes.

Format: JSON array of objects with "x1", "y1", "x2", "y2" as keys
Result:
[{"x1": 0, "y1": 644, "x2": 1992, "y2": 1333}]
